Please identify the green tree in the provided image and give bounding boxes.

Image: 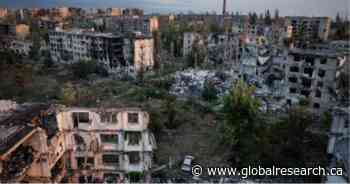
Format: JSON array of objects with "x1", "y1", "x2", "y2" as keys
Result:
[
  {"x1": 163, "y1": 96, "x2": 178, "y2": 129},
  {"x1": 221, "y1": 80, "x2": 261, "y2": 165},
  {"x1": 202, "y1": 80, "x2": 218, "y2": 102},
  {"x1": 29, "y1": 32, "x2": 41, "y2": 60},
  {"x1": 61, "y1": 82, "x2": 77, "y2": 105},
  {"x1": 71, "y1": 60, "x2": 98, "y2": 79},
  {"x1": 267, "y1": 106, "x2": 313, "y2": 168}
]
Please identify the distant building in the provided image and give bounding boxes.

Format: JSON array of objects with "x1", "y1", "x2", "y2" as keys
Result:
[
  {"x1": 0, "y1": 24, "x2": 15, "y2": 36},
  {"x1": 122, "y1": 8, "x2": 144, "y2": 17},
  {"x1": 149, "y1": 16, "x2": 159, "y2": 33},
  {"x1": 232, "y1": 17, "x2": 292, "y2": 46},
  {"x1": 105, "y1": 16, "x2": 155, "y2": 35},
  {"x1": 49, "y1": 29, "x2": 154, "y2": 73},
  {"x1": 133, "y1": 36, "x2": 154, "y2": 71},
  {"x1": 57, "y1": 7, "x2": 70, "y2": 18},
  {"x1": 207, "y1": 33, "x2": 240, "y2": 66},
  {"x1": 107, "y1": 8, "x2": 123, "y2": 17},
  {"x1": 15, "y1": 24, "x2": 30, "y2": 40},
  {"x1": 37, "y1": 19, "x2": 61, "y2": 30},
  {"x1": 240, "y1": 44, "x2": 258, "y2": 79},
  {"x1": 183, "y1": 32, "x2": 240, "y2": 67},
  {"x1": 158, "y1": 14, "x2": 175, "y2": 30},
  {"x1": 0, "y1": 8, "x2": 8, "y2": 18},
  {"x1": 49, "y1": 29, "x2": 126, "y2": 70},
  {"x1": 285, "y1": 48, "x2": 346, "y2": 113},
  {"x1": 9, "y1": 40, "x2": 33, "y2": 56},
  {"x1": 15, "y1": 9, "x2": 31, "y2": 22},
  {"x1": 183, "y1": 32, "x2": 205, "y2": 57},
  {"x1": 286, "y1": 16, "x2": 331, "y2": 42}
]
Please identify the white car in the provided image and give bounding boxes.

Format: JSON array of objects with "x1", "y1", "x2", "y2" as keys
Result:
[{"x1": 181, "y1": 155, "x2": 195, "y2": 172}]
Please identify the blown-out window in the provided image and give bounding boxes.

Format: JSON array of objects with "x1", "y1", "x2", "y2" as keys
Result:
[
  {"x1": 128, "y1": 113, "x2": 139, "y2": 124},
  {"x1": 102, "y1": 154, "x2": 119, "y2": 165},
  {"x1": 72, "y1": 112, "x2": 90, "y2": 127}
]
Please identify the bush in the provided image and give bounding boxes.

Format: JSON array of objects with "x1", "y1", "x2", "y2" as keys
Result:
[
  {"x1": 128, "y1": 172, "x2": 144, "y2": 182},
  {"x1": 149, "y1": 110, "x2": 165, "y2": 136},
  {"x1": 71, "y1": 60, "x2": 108, "y2": 79},
  {"x1": 202, "y1": 80, "x2": 218, "y2": 102}
]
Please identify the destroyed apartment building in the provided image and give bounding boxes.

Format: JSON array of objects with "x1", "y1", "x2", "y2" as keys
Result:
[
  {"x1": 48, "y1": 28, "x2": 154, "y2": 73},
  {"x1": 286, "y1": 16, "x2": 332, "y2": 47},
  {"x1": 0, "y1": 101, "x2": 156, "y2": 183},
  {"x1": 183, "y1": 32, "x2": 240, "y2": 67},
  {"x1": 0, "y1": 102, "x2": 66, "y2": 183},
  {"x1": 56, "y1": 107, "x2": 156, "y2": 183},
  {"x1": 170, "y1": 69, "x2": 235, "y2": 98},
  {"x1": 327, "y1": 104, "x2": 350, "y2": 182},
  {"x1": 285, "y1": 49, "x2": 346, "y2": 113},
  {"x1": 104, "y1": 16, "x2": 159, "y2": 36}
]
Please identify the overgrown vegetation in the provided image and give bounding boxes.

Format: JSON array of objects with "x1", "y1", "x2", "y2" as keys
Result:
[
  {"x1": 219, "y1": 80, "x2": 328, "y2": 182},
  {"x1": 71, "y1": 60, "x2": 108, "y2": 79}
]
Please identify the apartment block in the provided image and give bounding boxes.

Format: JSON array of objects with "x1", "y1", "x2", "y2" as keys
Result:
[
  {"x1": 0, "y1": 24, "x2": 15, "y2": 37},
  {"x1": 105, "y1": 16, "x2": 155, "y2": 35},
  {"x1": 286, "y1": 16, "x2": 331, "y2": 42},
  {"x1": 9, "y1": 40, "x2": 33, "y2": 56},
  {"x1": 0, "y1": 8, "x2": 8, "y2": 18},
  {"x1": 183, "y1": 32, "x2": 240, "y2": 67},
  {"x1": 122, "y1": 8, "x2": 144, "y2": 17},
  {"x1": 183, "y1": 32, "x2": 204, "y2": 57},
  {"x1": 133, "y1": 36, "x2": 155, "y2": 71},
  {"x1": 56, "y1": 108, "x2": 156, "y2": 183},
  {"x1": 49, "y1": 29, "x2": 126, "y2": 71},
  {"x1": 285, "y1": 49, "x2": 346, "y2": 113},
  {"x1": 207, "y1": 33, "x2": 240, "y2": 66},
  {"x1": 49, "y1": 29, "x2": 154, "y2": 73},
  {"x1": 15, "y1": 24, "x2": 30, "y2": 40},
  {"x1": 107, "y1": 8, "x2": 123, "y2": 17}
]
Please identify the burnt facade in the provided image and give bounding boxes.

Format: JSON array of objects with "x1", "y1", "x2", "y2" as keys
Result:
[
  {"x1": 285, "y1": 49, "x2": 346, "y2": 113},
  {"x1": 49, "y1": 29, "x2": 126, "y2": 71}
]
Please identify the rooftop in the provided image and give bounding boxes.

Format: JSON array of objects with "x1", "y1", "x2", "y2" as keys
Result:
[
  {"x1": 0, "y1": 103, "x2": 55, "y2": 155},
  {"x1": 51, "y1": 28, "x2": 122, "y2": 38}
]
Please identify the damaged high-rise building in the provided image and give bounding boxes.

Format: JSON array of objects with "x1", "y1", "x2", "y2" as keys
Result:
[
  {"x1": 285, "y1": 49, "x2": 346, "y2": 113},
  {"x1": 183, "y1": 32, "x2": 240, "y2": 68},
  {"x1": 48, "y1": 29, "x2": 154, "y2": 73},
  {"x1": 286, "y1": 16, "x2": 331, "y2": 46},
  {"x1": 56, "y1": 107, "x2": 156, "y2": 183},
  {"x1": 0, "y1": 103, "x2": 67, "y2": 183},
  {"x1": 0, "y1": 101, "x2": 156, "y2": 183}
]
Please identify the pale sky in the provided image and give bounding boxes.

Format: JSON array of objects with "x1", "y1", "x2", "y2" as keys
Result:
[{"x1": 0, "y1": 0, "x2": 348, "y2": 18}]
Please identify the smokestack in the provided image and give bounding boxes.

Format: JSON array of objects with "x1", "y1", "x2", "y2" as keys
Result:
[{"x1": 223, "y1": 0, "x2": 227, "y2": 15}]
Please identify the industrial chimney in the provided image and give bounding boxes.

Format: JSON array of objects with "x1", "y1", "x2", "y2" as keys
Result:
[{"x1": 223, "y1": 0, "x2": 227, "y2": 15}]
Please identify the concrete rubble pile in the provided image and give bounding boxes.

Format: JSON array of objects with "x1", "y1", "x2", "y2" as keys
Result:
[
  {"x1": 170, "y1": 69, "x2": 234, "y2": 98},
  {"x1": 1, "y1": 145, "x2": 34, "y2": 181}
]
